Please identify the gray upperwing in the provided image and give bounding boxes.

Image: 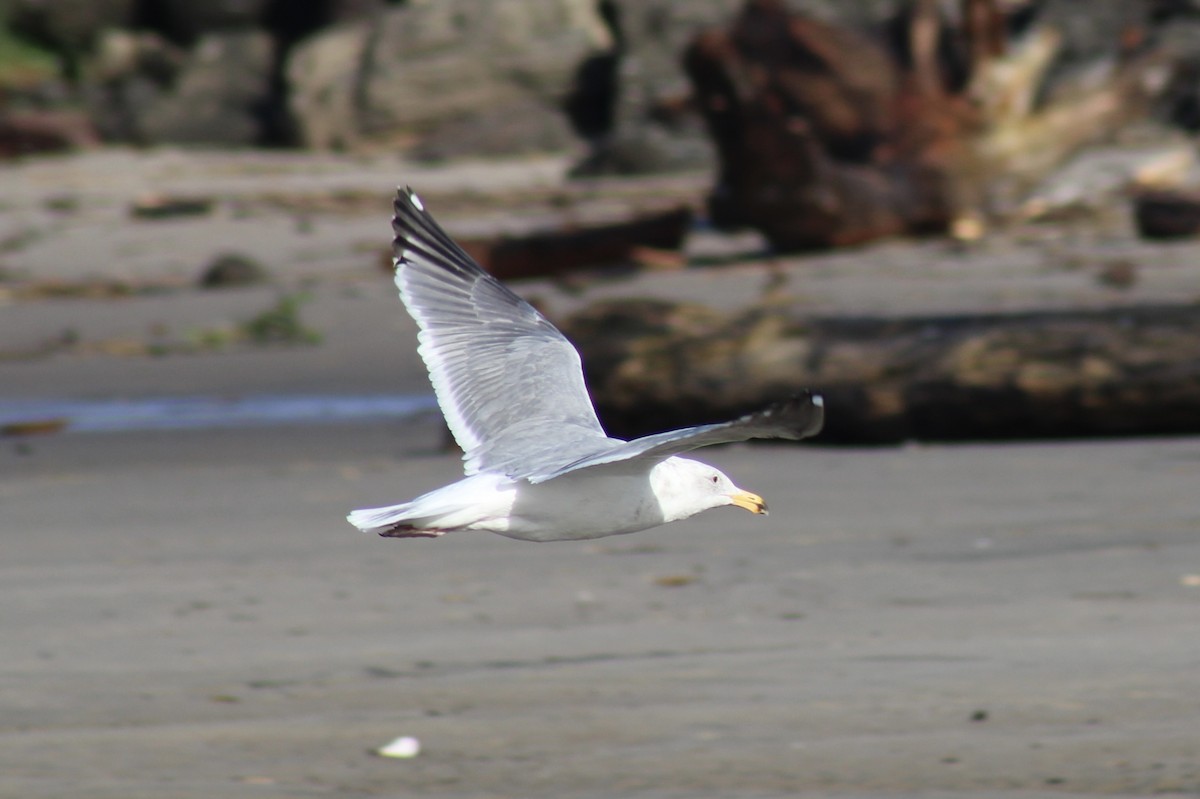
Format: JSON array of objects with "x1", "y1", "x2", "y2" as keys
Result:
[
  {"x1": 526, "y1": 392, "x2": 825, "y2": 483},
  {"x1": 392, "y1": 188, "x2": 612, "y2": 478}
]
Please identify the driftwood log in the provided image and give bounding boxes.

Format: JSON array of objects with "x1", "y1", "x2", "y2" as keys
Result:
[
  {"x1": 683, "y1": 0, "x2": 1173, "y2": 250},
  {"x1": 560, "y1": 300, "x2": 1200, "y2": 444},
  {"x1": 458, "y1": 206, "x2": 692, "y2": 280}
]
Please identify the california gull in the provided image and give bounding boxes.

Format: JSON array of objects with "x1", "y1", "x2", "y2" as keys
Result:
[{"x1": 347, "y1": 188, "x2": 824, "y2": 542}]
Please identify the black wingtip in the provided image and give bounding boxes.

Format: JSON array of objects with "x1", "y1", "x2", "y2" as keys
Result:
[
  {"x1": 391, "y1": 186, "x2": 490, "y2": 281},
  {"x1": 803, "y1": 391, "x2": 825, "y2": 437},
  {"x1": 393, "y1": 186, "x2": 426, "y2": 225},
  {"x1": 763, "y1": 391, "x2": 825, "y2": 439}
]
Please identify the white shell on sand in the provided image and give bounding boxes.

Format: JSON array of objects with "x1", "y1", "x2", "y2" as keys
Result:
[{"x1": 377, "y1": 735, "x2": 421, "y2": 759}]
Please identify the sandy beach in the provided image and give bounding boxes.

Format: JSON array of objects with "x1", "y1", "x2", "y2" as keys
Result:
[
  {"x1": 5, "y1": 420, "x2": 1200, "y2": 798},
  {"x1": 2, "y1": 151, "x2": 1199, "y2": 798}
]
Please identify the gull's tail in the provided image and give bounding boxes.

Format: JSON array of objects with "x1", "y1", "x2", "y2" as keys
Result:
[
  {"x1": 347, "y1": 501, "x2": 450, "y2": 538},
  {"x1": 348, "y1": 502, "x2": 413, "y2": 534}
]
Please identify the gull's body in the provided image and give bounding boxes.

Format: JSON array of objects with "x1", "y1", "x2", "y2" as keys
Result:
[
  {"x1": 347, "y1": 189, "x2": 824, "y2": 542},
  {"x1": 349, "y1": 457, "x2": 764, "y2": 542}
]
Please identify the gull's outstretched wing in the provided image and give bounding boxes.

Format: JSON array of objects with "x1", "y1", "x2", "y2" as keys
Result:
[
  {"x1": 391, "y1": 188, "x2": 614, "y2": 478},
  {"x1": 524, "y1": 393, "x2": 825, "y2": 482}
]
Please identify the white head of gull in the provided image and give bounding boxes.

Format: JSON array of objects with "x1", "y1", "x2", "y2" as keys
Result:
[{"x1": 347, "y1": 188, "x2": 824, "y2": 542}]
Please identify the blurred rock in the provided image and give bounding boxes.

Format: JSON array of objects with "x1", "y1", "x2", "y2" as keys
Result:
[
  {"x1": 0, "y1": 109, "x2": 99, "y2": 158},
  {"x1": 123, "y1": 30, "x2": 274, "y2": 145},
  {"x1": 11, "y1": 0, "x2": 1184, "y2": 158},
  {"x1": 264, "y1": 0, "x2": 388, "y2": 45},
  {"x1": 84, "y1": 30, "x2": 186, "y2": 140},
  {"x1": 199, "y1": 253, "x2": 271, "y2": 288},
  {"x1": 1095, "y1": 258, "x2": 1138, "y2": 289},
  {"x1": 320, "y1": 0, "x2": 388, "y2": 22},
  {"x1": 130, "y1": 193, "x2": 214, "y2": 219},
  {"x1": 88, "y1": 28, "x2": 185, "y2": 83},
  {"x1": 154, "y1": 0, "x2": 272, "y2": 43},
  {"x1": 1032, "y1": 0, "x2": 1151, "y2": 71},
  {"x1": 150, "y1": 0, "x2": 387, "y2": 44},
  {"x1": 1153, "y1": 14, "x2": 1200, "y2": 131},
  {"x1": 1134, "y1": 188, "x2": 1200, "y2": 238},
  {"x1": 357, "y1": 0, "x2": 608, "y2": 135},
  {"x1": 8, "y1": 0, "x2": 135, "y2": 67},
  {"x1": 284, "y1": 22, "x2": 364, "y2": 150},
  {"x1": 287, "y1": 0, "x2": 609, "y2": 156},
  {"x1": 568, "y1": 0, "x2": 740, "y2": 176}
]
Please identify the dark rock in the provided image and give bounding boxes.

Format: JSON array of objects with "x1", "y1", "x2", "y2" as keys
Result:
[
  {"x1": 153, "y1": 0, "x2": 272, "y2": 43},
  {"x1": 1155, "y1": 18, "x2": 1200, "y2": 130},
  {"x1": 263, "y1": 0, "x2": 388, "y2": 45},
  {"x1": 568, "y1": 0, "x2": 742, "y2": 176},
  {"x1": 1134, "y1": 188, "x2": 1200, "y2": 238},
  {"x1": 562, "y1": 1, "x2": 620, "y2": 143},
  {"x1": 199, "y1": 253, "x2": 271, "y2": 288},
  {"x1": 1095, "y1": 258, "x2": 1138, "y2": 289},
  {"x1": 131, "y1": 193, "x2": 214, "y2": 219},
  {"x1": 0, "y1": 109, "x2": 99, "y2": 158},
  {"x1": 149, "y1": 0, "x2": 389, "y2": 44}
]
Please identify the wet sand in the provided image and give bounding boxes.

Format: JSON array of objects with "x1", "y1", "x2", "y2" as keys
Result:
[
  {"x1": 2, "y1": 151, "x2": 1200, "y2": 798},
  {"x1": 4, "y1": 414, "x2": 1200, "y2": 798}
]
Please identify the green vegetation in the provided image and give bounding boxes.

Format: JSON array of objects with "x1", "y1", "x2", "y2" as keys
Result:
[
  {"x1": 0, "y1": 23, "x2": 58, "y2": 89},
  {"x1": 0, "y1": 292, "x2": 323, "y2": 362},
  {"x1": 238, "y1": 292, "x2": 323, "y2": 346},
  {"x1": 181, "y1": 292, "x2": 323, "y2": 352}
]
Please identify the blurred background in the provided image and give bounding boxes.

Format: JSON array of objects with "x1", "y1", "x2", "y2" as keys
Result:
[
  {"x1": 3, "y1": 0, "x2": 1200, "y2": 439},
  {"x1": 2, "y1": 1, "x2": 1199, "y2": 797}
]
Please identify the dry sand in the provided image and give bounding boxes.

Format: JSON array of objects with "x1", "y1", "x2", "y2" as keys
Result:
[{"x1": 2, "y1": 149, "x2": 1199, "y2": 798}]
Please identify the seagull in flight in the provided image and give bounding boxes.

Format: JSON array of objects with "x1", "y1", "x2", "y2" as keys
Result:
[{"x1": 347, "y1": 189, "x2": 824, "y2": 542}]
